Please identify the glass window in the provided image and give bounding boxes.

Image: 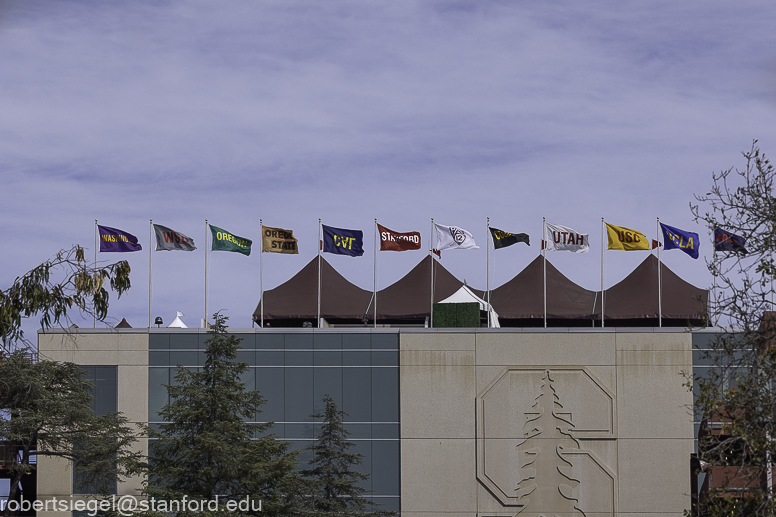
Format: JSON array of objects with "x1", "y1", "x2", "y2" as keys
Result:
[
  {"x1": 343, "y1": 351, "x2": 370, "y2": 366},
  {"x1": 372, "y1": 424, "x2": 399, "y2": 439},
  {"x1": 343, "y1": 423, "x2": 371, "y2": 439},
  {"x1": 343, "y1": 368, "x2": 371, "y2": 422},
  {"x1": 314, "y1": 334, "x2": 342, "y2": 349},
  {"x1": 234, "y1": 333, "x2": 256, "y2": 349},
  {"x1": 286, "y1": 350, "x2": 313, "y2": 366},
  {"x1": 372, "y1": 368, "x2": 399, "y2": 422},
  {"x1": 169, "y1": 351, "x2": 200, "y2": 367},
  {"x1": 148, "y1": 368, "x2": 169, "y2": 421},
  {"x1": 256, "y1": 368, "x2": 284, "y2": 423},
  {"x1": 371, "y1": 440, "x2": 400, "y2": 496},
  {"x1": 343, "y1": 334, "x2": 371, "y2": 349},
  {"x1": 351, "y1": 440, "x2": 371, "y2": 491},
  {"x1": 371, "y1": 334, "x2": 398, "y2": 350},
  {"x1": 285, "y1": 334, "x2": 313, "y2": 349},
  {"x1": 285, "y1": 369, "x2": 313, "y2": 422},
  {"x1": 149, "y1": 334, "x2": 170, "y2": 349},
  {"x1": 236, "y1": 350, "x2": 256, "y2": 365},
  {"x1": 313, "y1": 368, "x2": 343, "y2": 411},
  {"x1": 256, "y1": 333, "x2": 284, "y2": 349},
  {"x1": 371, "y1": 351, "x2": 398, "y2": 366},
  {"x1": 256, "y1": 351, "x2": 284, "y2": 366},
  {"x1": 314, "y1": 351, "x2": 342, "y2": 366},
  {"x1": 149, "y1": 351, "x2": 170, "y2": 366},
  {"x1": 169, "y1": 334, "x2": 198, "y2": 349}
]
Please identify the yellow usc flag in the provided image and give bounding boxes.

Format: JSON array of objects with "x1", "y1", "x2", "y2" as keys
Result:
[
  {"x1": 261, "y1": 225, "x2": 299, "y2": 254},
  {"x1": 606, "y1": 223, "x2": 650, "y2": 251}
]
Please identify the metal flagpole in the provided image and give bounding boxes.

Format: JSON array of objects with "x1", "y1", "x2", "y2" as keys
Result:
[
  {"x1": 486, "y1": 217, "x2": 490, "y2": 329},
  {"x1": 543, "y1": 217, "x2": 547, "y2": 328},
  {"x1": 94, "y1": 219, "x2": 98, "y2": 328},
  {"x1": 149, "y1": 219, "x2": 153, "y2": 328},
  {"x1": 374, "y1": 218, "x2": 378, "y2": 328},
  {"x1": 260, "y1": 219, "x2": 264, "y2": 329},
  {"x1": 317, "y1": 218, "x2": 322, "y2": 328},
  {"x1": 430, "y1": 218, "x2": 434, "y2": 328},
  {"x1": 713, "y1": 249, "x2": 717, "y2": 326},
  {"x1": 601, "y1": 217, "x2": 605, "y2": 328},
  {"x1": 657, "y1": 217, "x2": 662, "y2": 328},
  {"x1": 204, "y1": 219, "x2": 209, "y2": 327}
]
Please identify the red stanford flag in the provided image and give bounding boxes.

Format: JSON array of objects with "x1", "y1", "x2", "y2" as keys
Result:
[
  {"x1": 544, "y1": 222, "x2": 589, "y2": 253},
  {"x1": 378, "y1": 223, "x2": 421, "y2": 251}
]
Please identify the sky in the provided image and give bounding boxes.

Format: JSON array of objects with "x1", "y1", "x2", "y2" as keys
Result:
[{"x1": 2, "y1": 0, "x2": 775, "y2": 333}]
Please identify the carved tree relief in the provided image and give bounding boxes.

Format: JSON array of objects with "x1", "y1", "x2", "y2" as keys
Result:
[{"x1": 515, "y1": 370, "x2": 585, "y2": 516}]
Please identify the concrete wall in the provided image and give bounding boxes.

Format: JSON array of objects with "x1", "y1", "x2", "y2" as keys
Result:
[
  {"x1": 37, "y1": 329, "x2": 149, "y2": 517},
  {"x1": 399, "y1": 329, "x2": 695, "y2": 517}
]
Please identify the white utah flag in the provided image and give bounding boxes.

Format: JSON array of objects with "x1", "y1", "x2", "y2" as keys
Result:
[
  {"x1": 434, "y1": 223, "x2": 479, "y2": 251},
  {"x1": 544, "y1": 222, "x2": 589, "y2": 253}
]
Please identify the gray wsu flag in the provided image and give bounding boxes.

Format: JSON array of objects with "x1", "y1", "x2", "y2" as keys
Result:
[{"x1": 154, "y1": 224, "x2": 197, "y2": 251}]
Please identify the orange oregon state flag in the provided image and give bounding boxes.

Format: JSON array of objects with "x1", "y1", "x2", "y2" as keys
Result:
[
  {"x1": 378, "y1": 223, "x2": 421, "y2": 251},
  {"x1": 606, "y1": 223, "x2": 650, "y2": 251}
]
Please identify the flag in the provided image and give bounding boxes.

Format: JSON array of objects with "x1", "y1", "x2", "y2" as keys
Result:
[
  {"x1": 98, "y1": 225, "x2": 142, "y2": 252},
  {"x1": 434, "y1": 223, "x2": 479, "y2": 251},
  {"x1": 660, "y1": 223, "x2": 699, "y2": 259},
  {"x1": 322, "y1": 225, "x2": 364, "y2": 257},
  {"x1": 378, "y1": 223, "x2": 421, "y2": 251},
  {"x1": 606, "y1": 223, "x2": 650, "y2": 251},
  {"x1": 652, "y1": 239, "x2": 662, "y2": 250},
  {"x1": 714, "y1": 228, "x2": 748, "y2": 254},
  {"x1": 210, "y1": 225, "x2": 252, "y2": 256},
  {"x1": 489, "y1": 227, "x2": 529, "y2": 249},
  {"x1": 262, "y1": 225, "x2": 298, "y2": 254},
  {"x1": 544, "y1": 222, "x2": 588, "y2": 253},
  {"x1": 153, "y1": 224, "x2": 196, "y2": 251}
]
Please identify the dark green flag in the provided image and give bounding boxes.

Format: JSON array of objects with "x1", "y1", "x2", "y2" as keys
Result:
[
  {"x1": 489, "y1": 227, "x2": 530, "y2": 249},
  {"x1": 210, "y1": 225, "x2": 252, "y2": 256}
]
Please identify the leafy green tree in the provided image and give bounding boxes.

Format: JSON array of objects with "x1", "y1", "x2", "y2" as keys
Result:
[
  {"x1": 142, "y1": 313, "x2": 299, "y2": 517},
  {"x1": 300, "y1": 396, "x2": 395, "y2": 517},
  {"x1": 690, "y1": 141, "x2": 776, "y2": 516},
  {"x1": 0, "y1": 244, "x2": 131, "y2": 352},
  {"x1": 0, "y1": 245, "x2": 136, "y2": 517},
  {"x1": 0, "y1": 353, "x2": 140, "y2": 517}
]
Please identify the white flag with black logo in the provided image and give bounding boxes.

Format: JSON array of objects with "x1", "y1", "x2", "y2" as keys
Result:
[{"x1": 434, "y1": 223, "x2": 479, "y2": 251}]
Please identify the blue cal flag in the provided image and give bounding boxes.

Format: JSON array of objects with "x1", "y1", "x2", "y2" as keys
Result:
[
  {"x1": 659, "y1": 223, "x2": 699, "y2": 259},
  {"x1": 322, "y1": 225, "x2": 364, "y2": 257},
  {"x1": 98, "y1": 225, "x2": 142, "y2": 252},
  {"x1": 714, "y1": 228, "x2": 748, "y2": 254}
]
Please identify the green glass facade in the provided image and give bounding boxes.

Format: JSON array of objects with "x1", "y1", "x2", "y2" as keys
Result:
[{"x1": 148, "y1": 331, "x2": 401, "y2": 512}]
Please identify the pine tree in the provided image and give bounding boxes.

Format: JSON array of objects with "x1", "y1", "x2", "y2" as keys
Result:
[
  {"x1": 143, "y1": 313, "x2": 300, "y2": 517},
  {"x1": 300, "y1": 396, "x2": 396, "y2": 517},
  {"x1": 515, "y1": 370, "x2": 583, "y2": 516}
]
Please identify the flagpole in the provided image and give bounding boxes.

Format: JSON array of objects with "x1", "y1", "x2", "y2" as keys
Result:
[
  {"x1": 317, "y1": 218, "x2": 322, "y2": 328},
  {"x1": 149, "y1": 219, "x2": 153, "y2": 328},
  {"x1": 204, "y1": 219, "x2": 209, "y2": 327},
  {"x1": 657, "y1": 217, "x2": 662, "y2": 328},
  {"x1": 374, "y1": 218, "x2": 378, "y2": 328},
  {"x1": 260, "y1": 219, "x2": 264, "y2": 329},
  {"x1": 601, "y1": 217, "x2": 605, "y2": 328},
  {"x1": 94, "y1": 219, "x2": 98, "y2": 328},
  {"x1": 713, "y1": 249, "x2": 717, "y2": 327},
  {"x1": 543, "y1": 217, "x2": 547, "y2": 328},
  {"x1": 430, "y1": 217, "x2": 434, "y2": 328},
  {"x1": 486, "y1": 217, "x2": 490, "y2": 329}
]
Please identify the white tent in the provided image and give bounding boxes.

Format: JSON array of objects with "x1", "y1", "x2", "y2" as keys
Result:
[
  {"x1": 168, "y1": 311, "x2": 188, "y2": 328},
  {"x1": 438, "y1": 285, "x2": 500, "y2": 328}
]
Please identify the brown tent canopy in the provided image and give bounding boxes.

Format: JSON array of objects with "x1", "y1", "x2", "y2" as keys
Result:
[
  {"x1": 253, "y1": 256, "x2": 372, "y2": 326},
  {"x1": 596, "y1": 253, "x2": 708, "y2": 326},
  {"x1": 374, "y1": 255, "x2": 479, "y2": 322},
  {"x1": 490, "y1": 255, "x2": 597, "y2": 326},
  {"x1": 115, "y1": 317, "x2": 132, "y2": 328}
]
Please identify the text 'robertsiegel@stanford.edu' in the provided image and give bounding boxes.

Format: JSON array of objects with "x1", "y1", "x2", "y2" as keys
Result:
[{"x1": 1, "y1": 495, "x2": 262, "y2": 515}]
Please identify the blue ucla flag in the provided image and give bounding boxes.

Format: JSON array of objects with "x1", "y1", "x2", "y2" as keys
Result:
[
  {"x1": 714, "y1": 228, "x2": 748, "y2": 254},
  {"x1": 660, "y1": 223, "x2": 699, "y2": 259},
  {"x1": 98, "y1": 225, "x2": 142, "y2": 252},
  {"x1": 322, "y1": 225, "x2": 364, "y2": 257}
]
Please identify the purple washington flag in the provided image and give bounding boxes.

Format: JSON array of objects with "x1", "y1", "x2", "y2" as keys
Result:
[{"x1": 98, "y1": 225, "x2": 142, "y2": 252}]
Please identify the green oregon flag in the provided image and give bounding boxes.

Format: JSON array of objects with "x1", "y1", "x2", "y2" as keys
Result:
[{"x1": 210, "y1": 225, "x2": 252, "y2": 256}]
